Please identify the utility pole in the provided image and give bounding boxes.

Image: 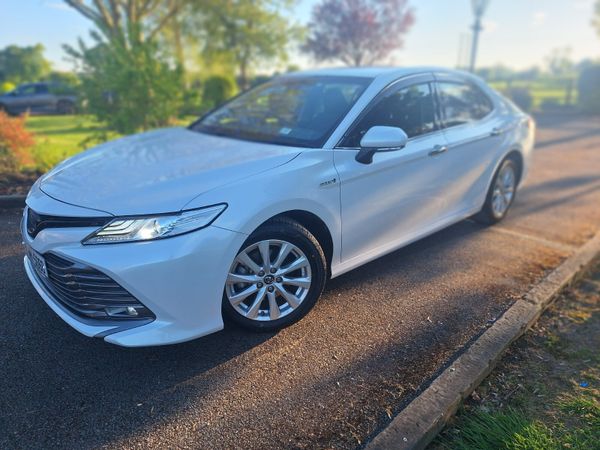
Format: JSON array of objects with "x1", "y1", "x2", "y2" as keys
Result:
[{"x1": 469, "y1": 0, "x2": 491, "y2": 73}]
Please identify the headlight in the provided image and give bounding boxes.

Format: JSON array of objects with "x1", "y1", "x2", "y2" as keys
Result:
[{"x1": 82, "y1": 204, "x2": 227, "y2": 245}]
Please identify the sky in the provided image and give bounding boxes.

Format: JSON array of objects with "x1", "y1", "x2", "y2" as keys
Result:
[{"x1": 1, "y1": 0, "x2": 599, "y2": 72}]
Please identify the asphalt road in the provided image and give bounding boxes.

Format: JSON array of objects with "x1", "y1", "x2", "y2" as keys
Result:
[{"x1": 1, "y1": 114, "x2": 599, "y2": 450}]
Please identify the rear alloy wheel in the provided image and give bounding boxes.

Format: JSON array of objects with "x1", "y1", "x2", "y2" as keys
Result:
[
  {"x1": 57, "y1": 100, "x2": 75, "y2": 115},
  {"x1": 223, "y1": 218, "x2": 326, "y2": 331},
  {"x1": 474, "y1": 157, "x2": 519, "y2": 224}
]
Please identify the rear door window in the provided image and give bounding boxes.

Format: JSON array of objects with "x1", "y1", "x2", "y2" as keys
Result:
[{"x1": 34, "y1": 84, "x2": 49, "y2": 94}]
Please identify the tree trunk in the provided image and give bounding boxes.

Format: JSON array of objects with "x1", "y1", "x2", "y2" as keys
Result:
[{"x1": 239, "y1": 57, "x2": 249, "y2": 90}]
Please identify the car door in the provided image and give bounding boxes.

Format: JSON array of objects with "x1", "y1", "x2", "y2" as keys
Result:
[
  {"x1": 433, "y1": 74, "x2": 510, "y2": 216},
  {"x1": 33, "y1": 83, "x2": 55, "y2": 112},
  {"x1": 9, "y1": 84, "x2": 37, "y2": 113},
  {"x1": 333, "y1": 74, "x2": 454, "y2": 267}
]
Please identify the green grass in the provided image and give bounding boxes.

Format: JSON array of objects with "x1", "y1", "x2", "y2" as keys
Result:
[
  {"x1": 488, "y1": 80, "x2": 577, "y2": 109},
  {"x1": 433, "y1": 260, "x2": 600, "y2": 450},
  {"x1": 437, "y1": 409, "x2": 557, "y2": 450},
  {"x1": 24, "y1": 114, "x2": 197, "y2": 172},
  {"x1": 25, "y1": 115, "x2": 118, "y2": 171},
  {"x1": 438, "y1": 398, "x2": 600, "y2": 450}
]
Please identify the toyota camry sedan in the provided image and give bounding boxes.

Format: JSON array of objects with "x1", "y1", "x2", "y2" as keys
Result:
[{"x1": 22, "y1": 67, "x2": 535, "y2": 346}]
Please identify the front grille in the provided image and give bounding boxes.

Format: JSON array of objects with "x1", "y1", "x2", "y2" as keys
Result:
[
  {"x1": 26, "y1": 207, "x2": 111, "y2": 239},
  {"x1": 35, "y1": 253, "x2": 154, "y2": 320}
]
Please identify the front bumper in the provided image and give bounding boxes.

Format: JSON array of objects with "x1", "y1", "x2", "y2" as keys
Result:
[{"x1": 22, "y1": 196, "x2": 247, "y2": 347}]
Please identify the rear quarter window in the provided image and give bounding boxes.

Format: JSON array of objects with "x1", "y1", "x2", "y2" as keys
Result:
[{"x1": 437, "y1": 82, "x2": 494, "y2": 128}]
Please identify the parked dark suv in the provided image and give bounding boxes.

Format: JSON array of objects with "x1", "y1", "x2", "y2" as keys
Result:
[{"x1": 0, "y1": 82, "x2": 77, "y2": 115}]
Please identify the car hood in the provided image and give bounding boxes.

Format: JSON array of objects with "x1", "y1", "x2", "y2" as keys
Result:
[{"x1": 40, "y1": 127, "x2": 301, "y2": 216}]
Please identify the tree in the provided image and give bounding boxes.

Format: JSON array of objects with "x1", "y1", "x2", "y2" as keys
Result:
[
  {"x1": 190, "y1": 0, "x2": 300, "y2": 89},
  {"x1": 63, "y1": 1, "x2": 185, "y2": 133},
  {"x1": 302, "y1": 0, "x2": 415, "y2": 66},
  {"x1": 65, "y1": 34, "x2": 183, "y2": 134},
  {"x1": 578, "y1": 65, "x2": 600, "y2": 114},
  {"x1": 0, "y1": 44, "x2": 51, "y2": 84},
  {"x1": 64, "y1": 0, "x2": 182, "y2": 49},
  {"x1": 545, "y1": 48, "x2": 575, "y2": 78}
]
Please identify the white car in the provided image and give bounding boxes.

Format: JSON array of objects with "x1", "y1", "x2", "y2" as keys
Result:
[{"x1": 22, "y1": 67, "x2": 535, "y2": 347}]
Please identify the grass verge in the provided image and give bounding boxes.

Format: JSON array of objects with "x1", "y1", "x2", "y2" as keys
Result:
[
  {"x1": 25, "y1": 114, "x2": 196, "y2": 172},
  {"x1": 25, "y1": 114, "x2": 117, "y2": 171},
  {"x1": 431, "y1": 257, "x2": 600, "y2": 450}
]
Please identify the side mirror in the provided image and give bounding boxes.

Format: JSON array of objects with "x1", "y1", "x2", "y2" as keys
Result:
[{"x1": 356, "y1": 126, "x2": 409, "y2": 164}]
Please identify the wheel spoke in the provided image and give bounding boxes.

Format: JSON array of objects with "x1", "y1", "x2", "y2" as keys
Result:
[
  {"x1": 497, "y1": 195, "x2": 506, "y2": 212},
  {"x1": 280, "y1": 256, "x2": 309, "y2": 275},
  {"x1": 493, "y1": 196, "x2": 501, "y2": 214},
  {"x1": 503, "y1": 170, "x2": 514, "y2": 187},
  {"x1": 227, "y1": 273, "x2": 259, "y2": 284},
  {"x1": 237, "y1": 252, "x2": 261, "y2": 274},
  {"x1": 267, "y1": 291, "x2": 280, "y2": 320},
  {"x1": 275, "y1": 283, "x2": 300, "y2": 308},
  {"x1": 229, "y1": 284, "x2": 259, "y2": 306},
  {"x1": 282, "y1": 276, "x2": 311, "y2": 289},
  {"x1": 258, "y1": 241, "x2": 271, "y2": 270},
  {"x1": 272, "y1": 242, "x2": 292, "y2": 269},
  {"x1": 246, "y1": 288, "x2": 266, "y2": 319}
]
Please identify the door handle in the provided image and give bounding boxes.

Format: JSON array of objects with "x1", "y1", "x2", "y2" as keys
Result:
[
  {"x1": 428, "y1": 145, "x2": 448, "y2": 157},
  {"x1": 490, "y1": 127, "x2": 503, "y2": 137}
]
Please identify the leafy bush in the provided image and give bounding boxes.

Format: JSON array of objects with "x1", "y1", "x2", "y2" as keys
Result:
[
  {"x1": 0, "y1": 111, "x2": 35, "y2": 173},
  {"x1": 0, "y1": 81, "x2": 15, "y2": 94},
  {"x1": 502, "y1": 87, "x2": 533, "y2": 112},
  {"x1": 578, "y1": 65, "x2": 600, "y2": 114},
  {"x1": 180, "y1": 78, "x2": 203, "y2": 116},
  {"x1": 250, "y1": 75, "x2": 272, "y2": 87},
  {"x1": 65, "y1": 34, "x2": 184, "y2": 134},
  {"x1": 47, "y1": 71, "x2": 80, "y2": 89},
  {"x1": 540, "y1": 97, "x2": 563, "y2": 111},
  {"x1": 202, "y1": 75, "x2": 238, "y2": 111}
]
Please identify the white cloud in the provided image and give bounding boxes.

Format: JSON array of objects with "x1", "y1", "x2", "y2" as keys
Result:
[
  {"x1": 482, "y1": 19, "x2": 499, "y2": 33},
  {"x1": 573, "y1": 0, "x2": 595, "y2": 11},
  {"x1": 44, "y1": 1, "x2": 71, "y2": 11},
  {"x1": 532, "y1": 11, "x2": 546, "y2": 27}
]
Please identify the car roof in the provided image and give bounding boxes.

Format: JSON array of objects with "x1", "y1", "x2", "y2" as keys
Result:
[
  {"x1": 18, "y1": 82, "x2": 50, "y2": 87},
  {"x1": 282, "y1": 66, "x2": 482, "y2": 86}
]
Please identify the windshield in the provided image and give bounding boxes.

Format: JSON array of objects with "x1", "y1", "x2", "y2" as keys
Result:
[{"x1": 191, "y1": 76, "x2": 372, "y2": 148}]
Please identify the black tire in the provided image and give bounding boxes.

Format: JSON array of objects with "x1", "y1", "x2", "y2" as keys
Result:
[
  {"x1": 222, "y1": 217, "x2": 327, "y2": 332},
  {"x1": 474, "y1": 156, "x2": 520, "y2": 225},
  {"x1": 57, "y1": 100, "x2": 75, "y2": 115}
]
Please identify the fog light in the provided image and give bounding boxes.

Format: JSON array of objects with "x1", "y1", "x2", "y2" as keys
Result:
[{"x1": 105, "y1": 306, "x2": 139, "y2": 317}]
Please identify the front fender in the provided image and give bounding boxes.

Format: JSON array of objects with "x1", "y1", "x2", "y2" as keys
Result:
[{"x1": 183, "y1": 150, "x2": 343, "y2": 268}]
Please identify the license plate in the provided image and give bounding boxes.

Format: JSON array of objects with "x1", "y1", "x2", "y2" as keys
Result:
[{"x1": 27, "y1": 246, "x2": 48, "y2": 279}]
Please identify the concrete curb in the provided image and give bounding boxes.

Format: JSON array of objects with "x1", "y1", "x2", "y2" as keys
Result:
[
  {"x1": 366, "y1": 231, "x2": 600, "y2": 450},
  {"x1": 0, "y1": 195, "x2": 26, "y2": 209}
]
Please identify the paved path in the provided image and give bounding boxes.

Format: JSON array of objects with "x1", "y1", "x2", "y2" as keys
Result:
[{"x1": 1, "y1": 114, "x2": 599, "y2": 449}]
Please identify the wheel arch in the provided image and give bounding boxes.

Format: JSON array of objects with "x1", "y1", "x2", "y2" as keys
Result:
[
  {"x1": 505, "y1": 149, "x2": 524, "y2": 184},
  {"x1": 487, "y1": 147, "x2": 524, "y2": 193},
  {"x1": 259, "y1": 209, "x2": 334, "y2": 278},
  {"x1": 477, "y1": 147, "x2": 525, "y2": 214}
]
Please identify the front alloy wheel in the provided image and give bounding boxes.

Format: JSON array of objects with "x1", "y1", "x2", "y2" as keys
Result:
[{"x1": 223, "y1": 218, "x2": 327, "y2": 331}]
